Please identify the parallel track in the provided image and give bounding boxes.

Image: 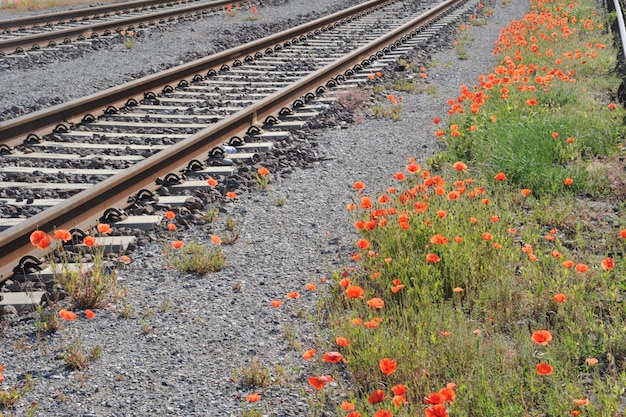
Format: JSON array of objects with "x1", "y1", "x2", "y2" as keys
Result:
[
  {"x1": 0, "y1": 0, "x2": 248, "y2": 56},
  {"x1": 0, "y1": 0, "x2": 475, "y2": 282}
]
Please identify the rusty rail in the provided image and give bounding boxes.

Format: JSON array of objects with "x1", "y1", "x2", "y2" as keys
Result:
[{"x1": 0, "y1": 0, "x2": 466, "y2": 282}]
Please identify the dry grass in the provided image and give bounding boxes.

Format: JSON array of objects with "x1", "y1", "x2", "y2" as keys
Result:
[{"x1": 1, "y1": 0, "x2": 118, "y2": 13}]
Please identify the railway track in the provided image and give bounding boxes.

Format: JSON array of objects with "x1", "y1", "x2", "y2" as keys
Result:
[
  {"x1": 0, "y1": 0, "x2": 250, "y2": 56},
  {"x1": 0, "y1": 0, "x2": 477, "y2": 287}
]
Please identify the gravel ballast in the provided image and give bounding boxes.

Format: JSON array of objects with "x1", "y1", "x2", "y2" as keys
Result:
[{"x1": 0, "y1": 0, "x2": 530, "y2": 415}]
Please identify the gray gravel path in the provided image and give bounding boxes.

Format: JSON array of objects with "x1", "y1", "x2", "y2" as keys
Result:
[{"x1": 0, "y1": 0, "x2": 529, "y2": 415}]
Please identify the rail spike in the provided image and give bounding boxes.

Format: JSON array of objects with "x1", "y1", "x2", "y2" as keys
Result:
[
  {"x1": 158, "y1": 173, "x2": 184, "y2": 186},
  {"x1": 186, "y1": 159, "x2": 205, "y2": 172},
  {"x1": 104, "y1": 106, "x2": 118, "y2": 115},
  {"x1": 278, "y1": 107, "x2": 293, "y2": 117},
  {"x1": 14, "y1": 255, "x2": 43, "y2": 275},
  {"x1": 0, "y1": 144, "x2": 13, "y2": 155},
  {"x1": 129, "y1": 189, "x2": 157, "y2": 204},
  {"x1": 53, "y1": 123, "x2": 70, "y2": 133},
  {"x1": 228, "y1": 136, "x2": 245, "y2": 146},
  {"x1": 246, "y1": 126, "x2": 262, "y2": 136},
  {"x1": 24, "y1": 134, "x2": 41, "y2": 144},
  {"x1": 100, "y1": 207, "x2": 127, "y2": 223}
]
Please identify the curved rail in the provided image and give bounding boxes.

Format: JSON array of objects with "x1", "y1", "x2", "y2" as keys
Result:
[
  {"x1": 0, "y1": 0, "x2": 469, "y2": 282},
  {"x1": 0, "y1": 0, "x2": 246, "y2": 55}
]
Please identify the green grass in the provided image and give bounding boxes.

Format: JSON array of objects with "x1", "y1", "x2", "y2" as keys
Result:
[{"x1": 313, "y1": 0, "x2": 626, "y2": 415}]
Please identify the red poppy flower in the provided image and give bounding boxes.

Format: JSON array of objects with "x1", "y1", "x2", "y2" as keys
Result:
[
  {"x1": 53, "y1": 229, "x2": 72, "y2": 242},
  {"x1": 564, "y1": 178, "x2": 574, "y2": 185},
  {"x1": 302, "y1": 348, "x2": 315, "y2": 360},
  {"x1": 345, "y1": 286, "x2": 364, "y2": 299},
  {"x1": 601, "y1": 257, "x2": 615, "y2": 271},
  {"x1": 246, "y1": 393, "x2": 261, "y2": 403},
  {"x1": 553, "y1": 293, "x2": 566, "y2": 302},
  {"x1": 424, "y1": 392, "x2": 446, "y2": 405},
  {"x1": 521, "y1": 188, "x2": 531, "y2": 196},
  {"x1": 494, "y1": 172, "x2": 507, "y2": 181},
  {"x1": 271, "y1": 300, "x2": 282, "y2": 308},
  {"x1": 207, "y1": 178, "x2": 218, "y2": 186},
  {"x1": 340, "y1": 402, "x2": 355, "y2": 411},
  {"x1": 379, "y1": 357, "x2": 397, "y2": 375},
  {"x1": 226, "y1": 191, "x2": 237, "y2": 199},
  {"x1": 97, "y1": 223, "x2": 112, "y2": 234},
  {"x1": 167, "y1": 223, "x2": 177, "y2": 231},
  {"x1": 425, "y1": 404, "x2": 449, "y2": 417},
  {"x1": 453, "y1": 161, "x2": 468, "y2": 171},
  {"x1": 374, "y1": 410, "x2": 392, "y2": 417},
  {"x1": 286, "y1": 292, "x2": 300, "y2": 299},
  {"x1": 171, "y1": 240, "x2": 184, "y2": 249},
  {"x1": 356, "y1": 239, "x2": 370, "y2": 250},
  {"x1": 346, "y1": 412, "x2": 361, "y2": 417},
  {"x1": 481, "y1": 232, "x2": 493, "y2": 241},
  {"x1": 368, "y1": 298, "x2": 385, "y2": 309},
  {"x1": 353, "y1": 181, "x2": 365, "y2": 190},
  {"x1": 322, "y1": 352, "x2": 342, "y2": 363},
  {"x1": 257, "y1": 167, "x2": 269, "y2": 177},
  {"x1": 84, "y1": 236, "x2": 98, "y2": 247},
  {"x1": 391, "y1": 384, "x2": 407, "y2": 395},
  {"x1": 426, "y1": 253, "x2": 441, "y2": 263},
  {"x1": 393, "y1": 395, "x2": 408, "y2": 406},
  {"x1": 430, "y1": 234, "x2": 449, "y2": 245},
  {"x1": 336, "y1": 337, "x2": 350, "y2": 347},
  {"x1": 532, "y1": 330, "x2": 552, "y2": 346},
  {"x1": 85, "y1": 309, "x2": 96, "y2": 319},
  {"x1": 59, "y1": 309, "x2": 78, "y2": 321},
  {"x1": 308, "y1": 375, "x2": 333, "y2": 390},
  {"x1": 368, "y1": 389, "x2": 386, "y2": 404},
  {"x1": 536, "y1": 363, "x2": 554, "y2": 375},
  {"x1": 164, "y1": 211, "x2": 176, "y2": 220},
  {"x1": 575, "y1": 263, "x2": 589, "y2": 273}
]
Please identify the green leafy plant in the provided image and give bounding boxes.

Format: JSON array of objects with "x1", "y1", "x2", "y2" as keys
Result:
[{"x1": 166, "y1": 242, "x2": 225, "y2": 274}]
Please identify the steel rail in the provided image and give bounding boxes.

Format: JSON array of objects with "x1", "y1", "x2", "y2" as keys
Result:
[
  {"x1": 0, "y1": 0, "x2": 389, "y2": 146},
  {"x1": 0, "y1": 0, "x2": 200, "y2": 31},
  {"x1": 0, "y1": 0, "x2": 247, "y2": 55},
  {"x1": 0, "y1": 0, "x2": 466, "y2": 282}
]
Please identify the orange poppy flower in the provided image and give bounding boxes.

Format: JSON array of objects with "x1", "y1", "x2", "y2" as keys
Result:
[
  {"x1": 368, "y1": 298, "x2": 385, "y2": 309},
  {"x1": 375, "y1": 410, "x2": 392, "y2": 417},
  {"x1": 257, "y1": 167, "x2": 270, "y2": 177},
  {"x1": 521, "y1": 188, "x2": 531, "y2": 196},
  {"x1": 394, "y1": 172, "x2": 406, "y2": 181},
  {"x1": 553, "y1": 293, "x2": 566, "y2": 303},
  {"x1": 302, "y1": 348, "x2": 315, "y2": 360},
  {"x1": 356, "y1": 239, "x2": 370, "y2": 250},
  {"x1": 436, "y1": 210, "x2": 447, "y2": 219},
  {"x1": 536, "y1": 363, "x2": 554, "y2": 375},
  {"x1": 481, "y1": 198, "x2": 490, "y2": 205},
  {"x1": 340, "y1": 402, "x2": 355, "y2": 411},
  {"x1": 447, "y1": 191, "x2": 460, "y2": 200},
  {"x1": 97, "y1": 223, "x2": 112, "y2": 234},
  {"x1": 59, "y1": 309, "x2": 78, "y2": 320},
  {"x1": 425, "y1": 404, "x2": 449, "y2": 417},
  {"x1": 379, "y1": 357, "x2": 397, "y2": 375},
  {"x1": 210, "y1": 235, "x2": 222, "y2": 245},
  {"x1": 120, "y1": 255, "x2": 131, "y2": 263},
  {"x1": 573, "y1": 399, "x2": 589, "y2": 406},
  {"x1": 321, "y1": 352, "x2": 342, "y2": 363},
  {"x1": 585, "y1": 357, "x2": 598, "y2": 366},
  {"x1": 393, "y1": 395, "x2": 408, "y2": 406},
  {"x1": 601, "y1": 257, "x2": 615, "y2": 271},
  {"x1": 167, "y1": 223, "x2": 177, "y2": 231},
  {"x1": 532, "y1": 330, "x2": 553, "y2": 346},
  {"x1": 0, "y1": 373, "x2": 4, "y2": 384},
  {"x1": 340, "y1": 278, "x2": 351, "y2": 287},
  {"x1": 363, "y1": 320, "x2": 379, "y2": 329},
  {"x1": 345, "y1": 286, "x2": 364, "y2": 299},
  {"x1": 392, "y1": 384, "x2": 407, "y2": 395},
  {"x1": 424, "y1": 392, "x2": 446, "y2": 405},
  {"x1": 30, "y1": 230, "x2": 53, "y2": 249},
  {"x1": 305, "y1": 283, "x2": 316, "y2": 291},
  {"x1": 441, "y1": 331, "x2": 452, "y2": 337},
  {"x1": 490, "y1": 215, "x2": 499, "y2": 223},
  {"x1": 246, "y1": 393, "x2": 261, "y2": 403},
  {"x1": 85, "y1": 309, "x2": 96, "y2": 319},
  {"x1": 207, "y1": 177, "x2": 218, "y2": 186},
  {"x1": 566, "y1": 137, "x2": 575, "y2": 143},
  {"x1": 621, "y1": 229, "x2": 626, "y2": 239},
  {"x1": 575, "y1": 263, "x2": 589, "y2": 273},
  {"x1": 84, "y1": 236, "x2": 98, "y2": 247},
  {"x1": 453, "y1": 236, "x2": 463, "y2": 243},
  {"x1": 53, "y1": 229, "x2": 72, "y2": 242},
  {"x1": 286, "y1": 292, "x2": 300, "y2": 299},
  {"x1": 368, "y1": 389, "x2": 386, "y2": 404},
  {"x1": 308, "y1": 375, "x2": 333, "y2": 390},
  {"x1": 571, "y1": 412, "x2": 581, "y2": 416},
  {"x1": 165, "y1": 211, "x2": 176, "y2": 220},
  {"x1": 226, "y1": 191, "x2": 237, "y2": 199},
  {"x1": 336, "y1": 337, "x2": 350, "y2": 347},
  {"x1": 562, "y1": 260, "x2": 574, "y2": 268},
  {"x1": 426, "y1": 253, "x2": 441, "y2": 263},
  {"x1": 351, "y1": 318, "x2": 363, "y2": 325},
  {"x1": 453, "y1": 161, "x2": 468, "y2": 171},
  {"x1": 271, "y1": 300, "x2": 282, "y2": 308},
  {"x1": 481, "y1": 232, "x2": 493, "y2": 241},
  {"x1": 346, "y1": 412, "x2": 361, "y2": 417},
  {"x1": 494, "y1": 172, "x2": 507, "y2": 181},
  {"x1": 430, "y1": 234, "x2": 448, "y2": 245},
  {"x1": 171, "y1": 240, "x2": 184, "y2": 249},
  {"x1": 353, "y1": 181, "x2": 365, "y2": 190},
  {"x1": 608, "y1": 103, "x2": 616, "y2": 110},
  {"x1": 470, "y1": 217, "x2": 478, "y2": 223},
  {"x1": 346, "y1": 203, "x2": 356, "y2": 211},
  {"x1": 564, "y1": 178, "x2": 574, "y2": 185},
  {"x1": 452, "y1": 287, "x2": 463, "y2": 293}
]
